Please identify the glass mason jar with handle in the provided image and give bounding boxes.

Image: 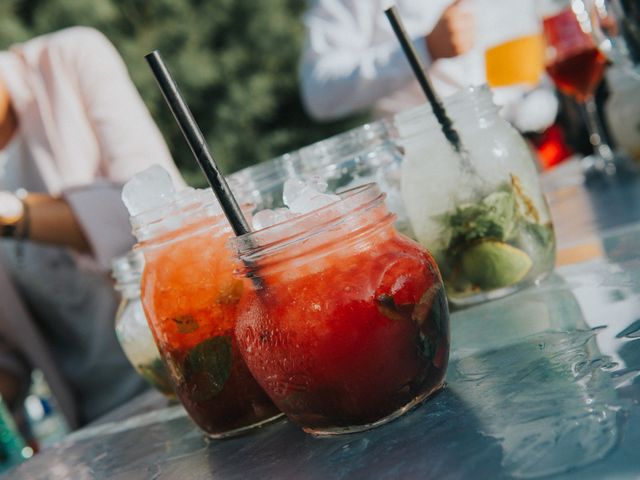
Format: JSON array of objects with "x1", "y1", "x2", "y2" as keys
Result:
[
  {"x1": 112, "y1": 251, "x2": 174, "y2": 399},
  {"x1": 132, "y1": 189, "x2": 281, "y2": 439},
  {"x1": 395, "y1": 85, "x2": 556, "y2": 307},
  {"x1": 230, "y1": 184, "x2": 449, "y2": 436}
]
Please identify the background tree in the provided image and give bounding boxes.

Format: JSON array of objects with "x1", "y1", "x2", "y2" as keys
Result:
[{"x1": 0, "y1": 0, "x2": 369, "y2": 185}]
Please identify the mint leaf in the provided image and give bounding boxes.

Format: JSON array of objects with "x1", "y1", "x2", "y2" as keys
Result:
[
  {"x1": 173, "y1": 315, "x2": 199, "y2": 334},
  {"x1": 441, "y1": 178, "x2": 525, "y2": 259},
  {"x1": 482, "y1": 190, "x2": 518, "y2": 239},
  {"x1": 184, "y1": 336, "x2": 233, "y2": 401},
  {"x1": 445, "y1": 189, "x2": 517, "y2": 249},
  {"x1": 439, "y1": 174, "x2": 552, "y2": 293}
]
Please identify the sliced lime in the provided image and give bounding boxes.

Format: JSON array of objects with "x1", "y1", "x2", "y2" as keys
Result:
[{"x1": 461, "y1": 240, "x2": 533, "y2": 290}]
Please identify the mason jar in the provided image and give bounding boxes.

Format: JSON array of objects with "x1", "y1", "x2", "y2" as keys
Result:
[
  {"x1": 395, "y1": 85, "x2": 556, "y2": 306},
  {"x1": 230, "y1": 183, "x2": 449, "y2": 436},
  {"x1": 227, "y1": 152, "x2": 300, "y2": 210},
  {"x1": 112, "y1": 251, "x2": 174, "y2": 399},
  {"x1": 131, "y1": 189, "x2": 281, "y2": 438},
  {"x1": 227, "y1": 119, "x2": 413, "y2": 235}
]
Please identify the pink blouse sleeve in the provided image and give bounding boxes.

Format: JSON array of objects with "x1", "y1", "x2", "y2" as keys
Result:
[
  {"x1": 51, "y1": 28, "x2": 185, "y2": 268},
  {"x1": 58, "y1": 27, "x2": 185, "y2": 187}
]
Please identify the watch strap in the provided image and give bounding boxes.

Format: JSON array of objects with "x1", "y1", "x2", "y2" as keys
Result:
[{"x1": 1, "y1": 223, "x2": 18, "y2": 238}]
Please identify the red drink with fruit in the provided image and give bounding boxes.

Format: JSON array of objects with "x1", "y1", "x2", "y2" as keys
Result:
[
  {"x1": 232, "y1": 184, "x2": 449, "y2": 435},
  {"x1": 135, "y1": 190, "x2": 281, "y2": 438}
]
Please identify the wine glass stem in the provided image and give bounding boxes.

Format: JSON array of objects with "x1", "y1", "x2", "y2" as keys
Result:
[{"x1": 580, "y1": 96, "x2": 615, "y2": 164}]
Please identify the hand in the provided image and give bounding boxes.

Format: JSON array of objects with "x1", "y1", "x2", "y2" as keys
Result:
[{"x1": 426, "y1": 0, "x2": 475, "y2": 61}]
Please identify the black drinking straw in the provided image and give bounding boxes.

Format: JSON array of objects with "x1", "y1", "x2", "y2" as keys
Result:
[
  {"x1": 145, "y1": 50, "x2": 264, "y2": 288},
  {"x1": 145, "y1": 50, "x2": 251, "y2": 237},
  {"x1": 384, "y1": 6, "x2": 464, "y2": 154}
]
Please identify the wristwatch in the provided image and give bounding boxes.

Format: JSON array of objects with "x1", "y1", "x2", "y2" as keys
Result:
[{"x1": 0, "y1": 191, "x2": 25, "y2": 238}]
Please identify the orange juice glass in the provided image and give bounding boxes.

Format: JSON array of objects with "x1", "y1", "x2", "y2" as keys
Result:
[
  {"x1": 230, "y1": 184, "x2": 450, "y2": 435},
  {"x1": 134, "y1": 190, "x2": 281, "y2": 438},
  {"x1": 485, "y1": 33, "x2": 544, "y2": 88}
]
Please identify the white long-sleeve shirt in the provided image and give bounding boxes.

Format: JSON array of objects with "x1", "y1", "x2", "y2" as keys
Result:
[
  {"x1": 299, "y1": 0, "x2": 558, "y2": 131},
  {"x1": 0, "y1": 26, "x2": 185, "y2": 268},
  {"x1": 299, "y1": 0, "x2": 485, "y2": 120}
]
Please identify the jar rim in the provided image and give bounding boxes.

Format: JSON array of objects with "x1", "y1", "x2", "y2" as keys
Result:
[
  {"x1": 394, "y1": 84, "x2": 497, "y2": 131},
  {"x1": 231, "y1": 182, "x2": 390, "y2": 262},
  {"x1": 228, "y1": 120, "x2": 397, "y2": 197},
  {"x1": 136, "y1": 211, "x2": 233, "y2": 253},
  {"x1": 297, "y1": 118, "x2": 394, "y2": 161},
  {"x1": 131, "y1": 188, "x2": 228, "y2": 242}
]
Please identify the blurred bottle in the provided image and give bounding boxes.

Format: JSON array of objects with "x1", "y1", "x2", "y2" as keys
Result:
[
  {"x1": 604, "y1": 65, "x2": 640, "y2": 161},
  {"x1": 22, "y1": 370, "x2": 69, "y2": 450},
  {"x1": 0, "y1": 396, "x2": 31, "y2": 474}
]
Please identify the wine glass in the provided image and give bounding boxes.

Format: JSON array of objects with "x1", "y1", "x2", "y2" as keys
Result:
[
  {"x1": 584, "y1": 0, "x2": 640, "y2": 68},
  {"x1": 542, "y1": 3, "x2": 633, "y2": 180}
]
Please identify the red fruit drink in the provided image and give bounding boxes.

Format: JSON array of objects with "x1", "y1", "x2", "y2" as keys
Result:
[
  {"x1": 231, "y1": 184, "x2": 449, "y2": 435},
  {"x1": 134, "y1": 190, "x2": 280, "y2": 438}
]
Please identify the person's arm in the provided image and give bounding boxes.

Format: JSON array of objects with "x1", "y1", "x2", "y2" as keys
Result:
[
  {"x1": 299, "y1": 0, "x2": 474, "y2": 121},
  {"x1": 426, "y1": 1, "x2": 475, "y2": 61},
  {"x1": 19, "y1": 27, "x2": 186, "y2": 266},
  {"x1": 0, "y1": 192, "x2": 90, "y2": 252},
  {"x1": 24, "y1": 194, "x2": 90, "y2": 252}
]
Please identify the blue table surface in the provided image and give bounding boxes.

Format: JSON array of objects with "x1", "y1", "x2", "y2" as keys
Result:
[{"x1": 9, "y1": 161, "x2": 640, "y2": 479}]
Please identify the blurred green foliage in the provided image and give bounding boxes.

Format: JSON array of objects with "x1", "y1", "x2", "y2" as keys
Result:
[{"x1": 0, "y1": 0, "x2": 369, "y2": 185}]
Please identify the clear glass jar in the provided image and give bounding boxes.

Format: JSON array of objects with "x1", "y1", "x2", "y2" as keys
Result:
[
  {"x1": 395, "y1": 85, "x2": 556, "y2": 306},
  {"x1": 230, "y1": 184, "x2": 449, "y2": 436},
  {"x1": 228, "y1": 152, "x2": 301, "y2": 210},
  {"x1": 227, "y1": 119, "x2": 413, "y2": 235},
  {"x1": 112, "y1": 251, "x2": 174, "y2": 398},
  {"x1": 132, "y1": 189, "x2": 281, "y2": 439}
]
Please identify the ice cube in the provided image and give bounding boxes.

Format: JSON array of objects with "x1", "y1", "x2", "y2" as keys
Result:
[
  {"x1": 252, "y1": 208, "x2": 298, "y2": 230},
  {"x1": 400, "y1": 137, "x2": 460, "y2": 247},
  {"x1": 122, "y1": 165, "x2": 177, "y2": 216},
  {"x1": 283, "y1": 177, "x2": 340, "y2": 214}
]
